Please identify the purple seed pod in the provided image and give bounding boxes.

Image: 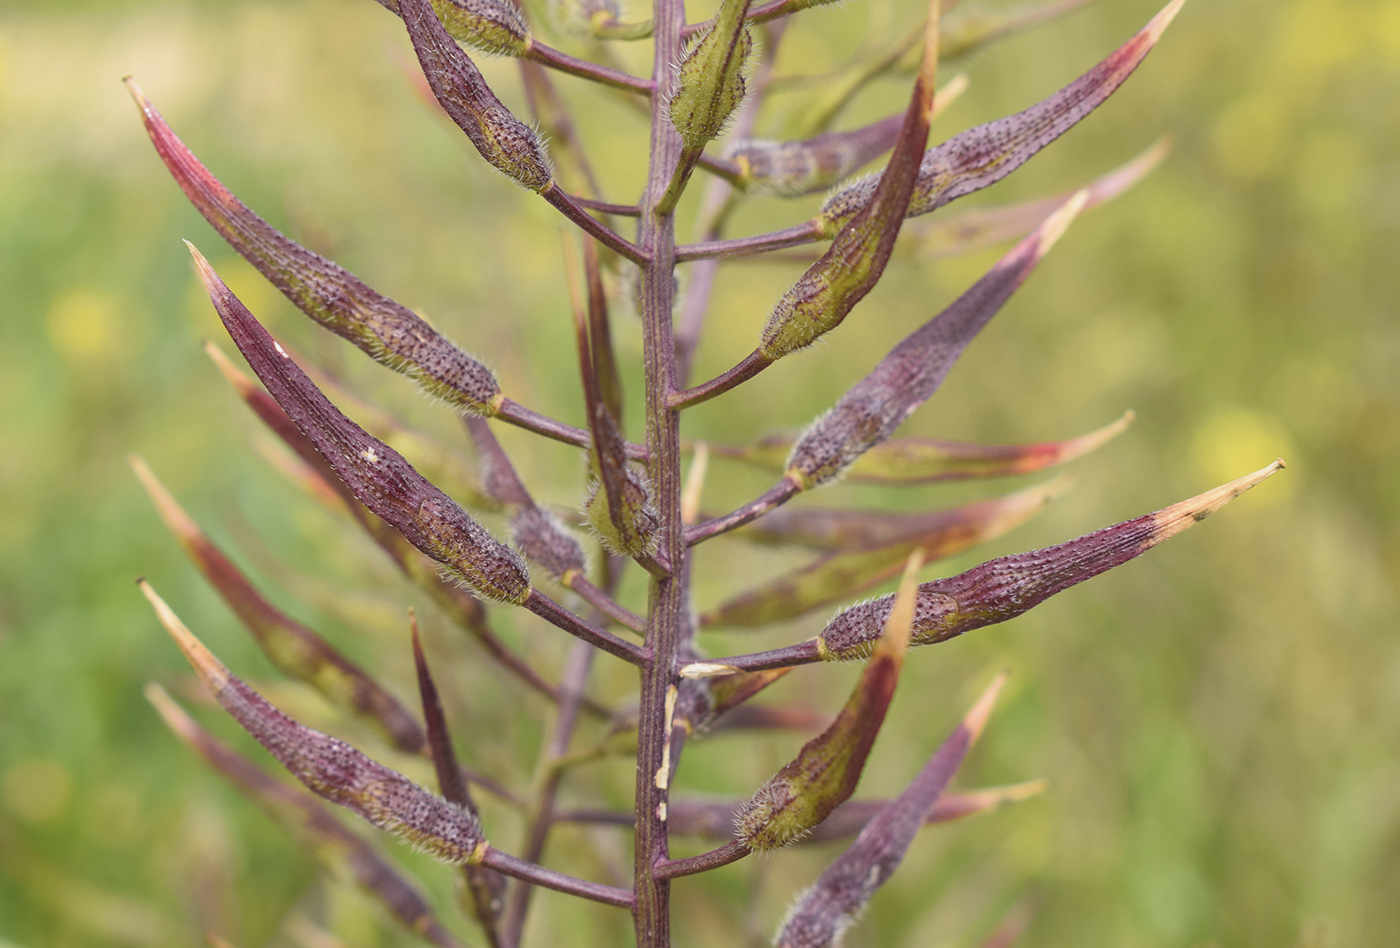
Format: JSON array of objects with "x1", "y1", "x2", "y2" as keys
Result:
[
  {"x1": 787, "y1": 193, "x2": 1086, "y2": 489},
  {"x1": 401, "y1": 0, "x2": 553, "y2": 191},
  {"x1": 775, "y1": 675, "x2": 1005, "y2": 948},
  {"x1": 729, "y1": 115, "x2": 904, "y2": 198},
  {"x1": 189, "y1": 244, "x2": 531, "y2": 605},
  {"x1": 818, "y1": 461, "x2": 1285, "y2": 661},
  {"x1": 145, "y1": 684, "x2": 466, "y2": 948},
  {"x1": 142, "y1": 583, "x2": 488, "y2": 867},
  {"x1": 703, "y1": 478, "x2": 1065, "y2": 627},
  {"x1": 131, "y1": 455, "x2": 427, "y2": 754},
  {"x1": 125, "y1": 80, "x2": 502, "y2": 415},
  {"x1": 819, "y1": 0, "x2": 1184, "y2": 234}
]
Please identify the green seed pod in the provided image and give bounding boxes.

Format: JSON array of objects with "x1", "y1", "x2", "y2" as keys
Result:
[
  {"x1": 668, "y1": 0, "x2": 753, "y2": 150},
  {"x1": 734, "y1": 556, "x2": 921, "y2": 850},
  {"x1": 431, "y1": 0, "x2": 530, "y2": 56}
]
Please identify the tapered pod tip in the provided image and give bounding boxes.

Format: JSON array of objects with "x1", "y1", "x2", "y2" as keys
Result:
[
  {"x1": 1147, "y1": 0, "x2": 1187, "y2": 43},
  {"x1": 144, "y1": 681, "x2": 197, "y2": 740},
  {"x1": 139, "y1": 579, "x2": 231, "y2": 691},
  {"x1": 1038, "y1": 189, "x2": 1090, "y2": 256},
  {"x1": 964, "y1": 671, "x2": 1008, "y2": 745},
  {"x1": 876, "y1": 549, "x2": 925, "y2": 661},
  {"x1": 1153, "y1": 458, "x2": 1285, "y2": 539},
  {"x1": 680, "y1": 662, "x2": 741, "y2": 679},
  {"x1": 121, "y1": 75, "x2": 149, "y2": 110}
]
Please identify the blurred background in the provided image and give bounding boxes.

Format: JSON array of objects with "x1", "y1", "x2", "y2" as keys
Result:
[{"x1": 1, "y1": 0, "x2": 1397, "y2": 945}]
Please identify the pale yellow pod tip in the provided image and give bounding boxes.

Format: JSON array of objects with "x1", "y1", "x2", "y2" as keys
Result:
[{"x1": 139, "y1": 579, "x2": 231, "y2": 690}]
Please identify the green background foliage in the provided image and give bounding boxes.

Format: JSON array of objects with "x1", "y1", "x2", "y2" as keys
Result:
[{"x1": 1, "y1": 0, "x2": 1397, "y2": 944}]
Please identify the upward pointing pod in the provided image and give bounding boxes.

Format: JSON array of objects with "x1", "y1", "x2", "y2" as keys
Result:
[{"x1": 669, "y1": 0, "x2": 754, "y2": 150}]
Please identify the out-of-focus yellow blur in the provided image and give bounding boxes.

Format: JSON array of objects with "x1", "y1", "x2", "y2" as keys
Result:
[{"x1": 1, "y1": 0, "x2": 1396, "y2": 944}]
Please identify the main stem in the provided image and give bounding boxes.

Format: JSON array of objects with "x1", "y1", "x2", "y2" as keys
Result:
[{"x1": 633, "y1": 0, "x2": 686, "y2": 943}]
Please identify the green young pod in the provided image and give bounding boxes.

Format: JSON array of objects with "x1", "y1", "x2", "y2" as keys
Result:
[
  {"x1": 373, "y1": 0, "x2": 530, "y2": 54},
  {"x1": 190, "y1": 245, "x2": 532, "y2": 605},
  {"x1": 131, "y1": 456, "x2": 427, "y2": 754},
  {"x1": 126, "y1": 81, "x2": 502, "y2": 415},
  {"x1": 668, "y1": 0, "x2": 754, "y2": 150},
  {"x1": 817, "y1": 460, "x2": 1285, "y2": 661},
  {"x1": 758, "y1": 0, "x2": 942, "y2": 359},
  {"x1": 402, "y1": 0, "x2": 553, "y2": 190},
  {"x1": 818, "y1": 0, "x2": 1184, "y2": 234},
  {"x1": 143, "y1": 583, "x2": 489, "y2": 867},
  {"x1": 734, "y1": 555, "x2": 921, "y2": 850},
  {"x1": 775, "y1": 676, "x2": 1005, "y2": 948},
  {"x1": 145, "y1": 685, "x2": 466, "y2": 948}
]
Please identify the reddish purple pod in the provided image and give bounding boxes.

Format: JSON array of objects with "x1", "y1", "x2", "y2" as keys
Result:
[
  {"x1": 818, "y1": 0, "x2": 1184, "y2": 232},
  {"x1": 188, "y1": 243, "x2": 532, "y2": 606},
  {"x1": 776, "y1": 676, "x2": 1006, "y2": 948}
]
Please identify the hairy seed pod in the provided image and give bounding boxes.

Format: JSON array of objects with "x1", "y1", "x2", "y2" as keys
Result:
[
  {"x1": 131, "y1": 456, "x2": 427, "y2": 753},
  {"x1": 145, "y1": 685, "x2": 465, "y2": 948},
  {"x1": 126, "y1": 81, "x2": 502, "y2": 414},
  {"x1": 787, "y1": 193, "x2": 1085, "y2": 488},
  {"x1": 143, "y1": 584, "x2": 488, "y2": 866},
  {"x1": 403, "y1": 0, "x2": 553, "y2": 190},
  {"x1": 728, "y1": 114, "x2": 904, "y2": 197},
  {"x1": 669, "y1": 0, "x2": 753, "y2": 150},
  {"x1": 817, "y1": 461, "x2": 1285, "y2": 661},
  {"x1": 776, "y1": 676, "x2": 1004, "y2": 948},
  {"x1": 189, "y1": 244, "x2": 531, "y2": 605},
  {"x1": 819, "y1": 0, "x2": 1182, "y2": 234},
  {"x1": 735, "y1": 556, "x2": 920, "y2": 850}
]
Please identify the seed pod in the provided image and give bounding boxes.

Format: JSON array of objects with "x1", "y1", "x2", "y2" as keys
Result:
[
  {"x1": 909, "y1": 138, "x2": 1170, "y2": 259},
  {"x1": 817, "y1": 460, "x2": 1286, "y2": 661},
  {"x1": 787, "y1": 193, "x2": 1086, "y2": 489},
  {"x1": 703, "y1": 478, "x2": 1065, "y2": 627},
  {"x1": 126, "y1": 80, "x2": 501, "y2": 415},
  {"x1": 465, "y1": 416, "x2": 587, "y2": 580},
  {"x1": 402, "y1": 0, "x2": 553, "y2": 190},
  {"x1": 189, "y1": 244, "x2": 531, "y2": 605},
  {"x1": 566, "y1": 248, "x2": 658, "y2": 559},
  {"x1": 130, "y1": 456, "x2": 426, "y2": 754},
  {"x1": 775, "y1": 675, "x2": 1005, "y2": 948},
  {"x1": 819, "y1": 0, "x2": 1184, "y2": 234},
  {"x1": 702, "y1": 411, "x2": 1132, "y2": 486},
  {"x1": 729, "y1": 114, "x2": 904, "y2": 198},
  {"x1": 734, "y1": 554, "x2": 922, "y2": 851},
  {"x1": 669, "y1": 0, "x2": 754, "y2": 150},
  {"x1": 142, "y1": 583, "x2": 488, "y2": 866},
  {"x1": 145, "y1": 684, "x2": 465, "y2": 948},
  {"x1": 758, "y1": 0, "x2": 943, "y2": 359},
  {"x1": 383, "y1": 0, "x2": 531, "y2": 56},
  {"x1": 410, "y1": 620, "x2": 507, "y2": 934}
]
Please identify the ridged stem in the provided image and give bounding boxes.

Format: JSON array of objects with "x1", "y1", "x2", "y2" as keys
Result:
[{"x1": 633, "y1": 0, "x2": 688, "y2": 942}]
